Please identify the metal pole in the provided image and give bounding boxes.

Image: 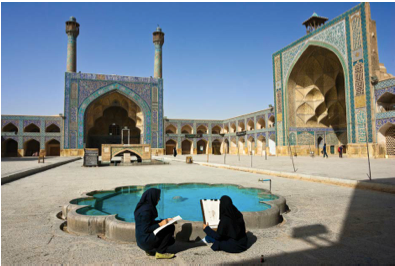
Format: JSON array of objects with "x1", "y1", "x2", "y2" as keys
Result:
[
  {"x1": 251, "y1": 140, "x2": 254, "y2": 167},
  {"x1": 287, "y1": 134, "x2": 296, "y2": 172},
  {"x1": 365, "y1": 122, "x2": 372, "y2": 180},
  {"x1": 225, "y1": 142, "x2": 227, "y2": 164},
  {"x1": 238, "y1": 140, "x2": 240, "y2": 161},
  {"x1": 207, "y1": 143, "x2": 209, "y2": 163}
]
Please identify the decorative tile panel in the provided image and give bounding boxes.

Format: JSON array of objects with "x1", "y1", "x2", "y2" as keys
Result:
[{"x1": 297, "y1": 131, "x2": 314, "y2": 145}]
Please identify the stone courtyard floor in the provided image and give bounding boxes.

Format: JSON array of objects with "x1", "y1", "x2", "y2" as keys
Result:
[
  {"x1": 160, "y1": 154, "x2": 395, "y2": 185},
  {"x1": 1, "y1": 156, "x2": 80, "y2": 176},
  {"x1": 2, "y1": 159, "x2": 395, "y2": 264}
]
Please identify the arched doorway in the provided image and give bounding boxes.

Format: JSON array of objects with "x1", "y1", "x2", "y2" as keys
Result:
[
  {"x1": 224, "y1": 125, "x2": 229, "y2": 133},
  {"x1": 247, "y1": 137, "x2": 255, "y2": 154},
  {"x1": 2, "y1": 139, "x2": 18, "y2": 157},
  {"x1": 45, "y1": 139, "x2": 60, "y2": 156},
  {"x1": 224, "y1": 139, "x2": 230, "y2": 154},
  {"x1": 181, "y1": 125, "x2": 193, "y2": 134},
  {"x1": 197, "y1": 125, "x2": 208, "y2": 134},
  {"x1": 165, "y1": 124, "x2": 177, "y2": 134},
  {"x1": 45, "y1": 124, "x2": 60, "y2": 133},
  {"x1": 84, "y1": 91, "x2": 142, "y2": 153},
  {"x1": 24, "y1": 139, "x2": 40, "y2": 156},
  {"x1": 377, "y1": 92, "x2": 395, "y2": 113},
  {"x1": 2, "y1": 123, "x2": 18, "y2": 134},
  {"x1": 212, "y1": 125, "x2": 221, "y2": 134},
  {"x1": 268, "y1": 116, "x2": 275, "y2": 128},
  {"x1": 197, "y1": 139, "x2": 207, "y2": 154},
  {"x1": 238, "y1": 122, "x2": 245, "y2": 132},
  {"x1": 181, "y1": 139, "x2": 192, "y2": 154},
  {"x1": 24, "y1": 123, "x2": 40, "y2": 132},
  {"x1": 230, "y1": 123, "x2": 236, "y2": 133},
  {"x1": 166, "y1": 139, "x2": 177, "y2": 155},
  {"x1": 317, "y1": 136, "x2": 324, "y2": 149},
  {"x1": 385, "y1": 126, "x2": 395, "y2": 156},
  {"x1": 257, "y1": 135, "x2": 266, "y2": 155},
  {"x1": 247, "y1": 120, "x2": 254, "y2": 131},
  {"x1": 287, "y1": 45, "x2": 347, "y2": 146},
  {"x1": 230, "y1": 138, "x2": 237, "y2": 154},
  {"x1": 238, "y1": 138, "x2": 245, "y2": 155},
  {"x1": 212, "y1": 139, "x2": 221, "y2": 155},
  {"x1": 257, "y1": 118, "x2": 265, "y2": 129}
]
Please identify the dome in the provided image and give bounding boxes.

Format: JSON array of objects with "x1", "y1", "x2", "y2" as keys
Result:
[{"x1": 69, "y1": 16, "x2": 76, "y2": 22}]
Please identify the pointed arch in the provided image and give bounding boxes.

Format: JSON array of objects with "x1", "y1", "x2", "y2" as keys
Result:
[
  {"x1": 196, "y1": 125, "x2": 208, "y2": 134},
  {"x1": 2, "y1": 122, "x2": 19, "y2": 133},
  {"x1": 257, "y1": 118, "x2": 265, "y2": 129},
  {"x1": 211, "y1": 125, "x2": 222, "y2": 134},
  {"x1": 165, "y1": 124, "x2": 177, "y2": 134},
  {"x1": 2, "y1": 138, "x2": 18, "y2": 157},
  {"x1": 45, "y1": 139, "x2": 60, "y2": 156},
  {"x1": 46, "y1": 123, "x2": 61, "y2": 133},
  {"x1": 24, "y1": 123, "x2": 40, "y2": 133},
  {"x1": 181, "y1": 125, "x2": 193, "y2": 134},
  {"x1": 24, "y1": 139, "x2": 40, "y2": 156},
  {"x1": 284, "y1": 41, "x2": 350, "y2": 143},
  {"x1": 165, "y1": 139, "x2": 177, "y2": 155},
  {"x1": 181, "y1": 139, "x2": 193, "y2": 154},
  {"x1": 247, "y1": 120, "x2": 254, "y2": 131},
  {"x1": 77, "y1": 83, "x2": 151, "y2": 149},
  {"x1": 197, "y1": 139, "x2": 208, "y2": 154}
]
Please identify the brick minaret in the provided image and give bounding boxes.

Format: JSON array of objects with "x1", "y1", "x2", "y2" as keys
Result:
[
  {"x1": 65, "y1": 17, "x2": 80, "y2": 73},
  {"x1": 153, "y1": 26, "x2": 165, "y2": 78}
]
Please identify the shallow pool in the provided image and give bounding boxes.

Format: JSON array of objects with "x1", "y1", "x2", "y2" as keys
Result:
[{"x1": 73, "y1": 183, "x2": 277, "y2": 222}]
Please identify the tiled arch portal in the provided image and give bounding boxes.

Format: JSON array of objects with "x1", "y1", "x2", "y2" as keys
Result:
[{"x1": 77, "y1": 83, "x2": 152, "y2": 149}]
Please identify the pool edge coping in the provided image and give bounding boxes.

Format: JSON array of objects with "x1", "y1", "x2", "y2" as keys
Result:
[{"x1": 62, "y1": 183, "x2": 287, "y2": 243}]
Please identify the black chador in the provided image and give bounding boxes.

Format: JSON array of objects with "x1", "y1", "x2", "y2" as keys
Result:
[
  {"x1": 134, "y1": 188, "x2": 175, "y2": 254},
  {"x1": 203, "y1": 195, "x2": 248, "y2": 253}
]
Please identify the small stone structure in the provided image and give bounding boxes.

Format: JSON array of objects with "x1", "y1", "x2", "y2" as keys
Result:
[{"x1": 101, "y1": 144, "x2": 152, "y2": 164}]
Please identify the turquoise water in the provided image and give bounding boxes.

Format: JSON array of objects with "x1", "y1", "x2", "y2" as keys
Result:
[{"x1": 74, "y1": 184, "x2": 277, "y2": 222}]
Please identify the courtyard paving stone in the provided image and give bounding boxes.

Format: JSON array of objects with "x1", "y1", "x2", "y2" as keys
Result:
[
  {"x1": 2, "y1": 160, "x2": 395, "y2": 264},
  {"x1": 1, "y1": 156, "x2": 81, "y2": 176}
]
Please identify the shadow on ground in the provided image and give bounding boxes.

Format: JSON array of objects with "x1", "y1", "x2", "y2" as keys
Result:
[{"x1": 229, "y1": 182, "x2": 395, "y2": 264}]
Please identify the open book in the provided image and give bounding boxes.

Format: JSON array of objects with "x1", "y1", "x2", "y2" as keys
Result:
[
  {"x1": 153, "y1": 215, "x2": 182, "y2": 235},
  {"x1": 200, "y1": 199, "x2": 220, "y2": 229}
]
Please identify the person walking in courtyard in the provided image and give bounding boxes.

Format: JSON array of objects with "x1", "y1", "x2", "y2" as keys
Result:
[
  {"x1": 202, "y1": 195, "x2": 248, "y2": 253},
  {"x1": 338, "y1": 145, "x2": 343, "y2": 158},
  {"x1": 134, "y1": 188, "x2": 176, "y2": 259},
  {"x1": 323, "y1": 143, "x2": 329, "y2": 158},
  {"x1": 173, "y1": 147, "x2": 177, "y2": 157}
]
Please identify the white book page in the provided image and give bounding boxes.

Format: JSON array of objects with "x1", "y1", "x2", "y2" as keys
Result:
[
  {"x1": 153, "y1": 215, "x2": 182, "y2": 235},
  {"x1": 201, "y1": 200, "x2": 220, "y2": 228}
]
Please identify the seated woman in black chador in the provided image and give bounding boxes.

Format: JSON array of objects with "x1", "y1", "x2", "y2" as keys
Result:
[
  {"x1": 134, "y1": 188, "x2": 176, "y2": 259},
  {"x1": 203, "y1": 195, "x2": 248, "y2": 253}
]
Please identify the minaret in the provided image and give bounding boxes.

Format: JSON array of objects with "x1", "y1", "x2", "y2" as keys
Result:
[
  {"x1": 65, "y1": 16, "x2": 80, "y2": 73},
  {"x1": 153, "y1": 26, "x2": 165, "y2": 78}
]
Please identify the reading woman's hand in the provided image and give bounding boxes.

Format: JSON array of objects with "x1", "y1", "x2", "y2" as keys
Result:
[
  {"x1": 203, "y1": 222, "x2": 208, "y2": 229},
  {"x1": 159, "y1": 220, "x2": 167, "y2": 227}
]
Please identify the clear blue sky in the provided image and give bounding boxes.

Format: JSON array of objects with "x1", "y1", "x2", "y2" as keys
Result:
[{"x1": 2, "y1": 2, "x2": 394, "y2": 119}]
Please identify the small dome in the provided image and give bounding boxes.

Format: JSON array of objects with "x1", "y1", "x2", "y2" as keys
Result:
[
  {"x1": 69, "y1": 16, "x2": 76, "y2": 22},
  {"x1": 156, "y1": 25, "x2": 162, "y2": 32}
]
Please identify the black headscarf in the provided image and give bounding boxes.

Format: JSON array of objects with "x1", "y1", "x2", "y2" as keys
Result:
[
  {"x1": 134, "y1": 188, "x2": 161, "y2": 218},
  {"x1": 217, "y1": 195, "x2": 246, "y2": 240}
]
